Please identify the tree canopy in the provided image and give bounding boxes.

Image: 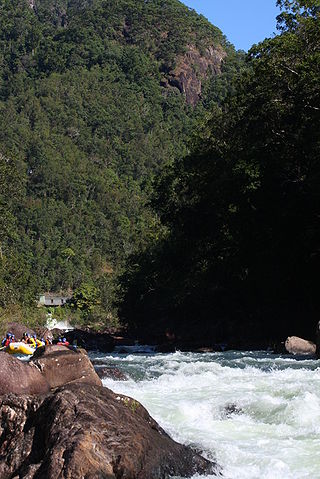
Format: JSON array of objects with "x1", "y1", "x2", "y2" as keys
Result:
[
  {"x1": 120, "y1": 0, "x2": 320, "y2": 344},
  {"x1": 0, "y1": 0, "x2": 239, "y2": 326}
]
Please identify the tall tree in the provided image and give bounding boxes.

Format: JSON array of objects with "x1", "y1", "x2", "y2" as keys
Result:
[{"x1": 120, "y1": 0, "x2": 320, "y2": 344}]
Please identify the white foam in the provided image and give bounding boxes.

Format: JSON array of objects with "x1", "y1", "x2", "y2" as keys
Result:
[
  {"x1": 97, "y1": 351, "x2": 320, "y2": 478},
  {"x1": 46, "y1": 317, "x2": 74, "y2": 331}
]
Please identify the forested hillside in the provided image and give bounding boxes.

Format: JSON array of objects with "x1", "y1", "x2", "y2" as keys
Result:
[
  {"x1": 0, "y1": 0, "x2": 241, "y2": 326},
  {"x1": 121, "y1": 0, "x2": 320, "y2": 346}
]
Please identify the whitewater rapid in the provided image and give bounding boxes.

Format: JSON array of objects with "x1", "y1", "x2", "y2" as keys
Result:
[{"x1": 91, "y1": 351, "x2": 320, "y2": 479}]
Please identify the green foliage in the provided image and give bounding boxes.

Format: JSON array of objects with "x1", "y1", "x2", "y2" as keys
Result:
[
  {"x1": 0, "y1": 303, "x2": 47, "y2": 337},
  {"x1": 120, "y1": 2, "x2": 320, "y2": 343},
  {"x1": 0, "y1": 0, "x2": 241, "y2": 329},
  {"x1": 71, "y1": 283, "x2": 100, "y2": 313}
]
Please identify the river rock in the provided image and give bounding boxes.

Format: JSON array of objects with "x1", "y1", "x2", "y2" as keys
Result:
[
  {"x1": 0, "y1": 383, "x2": 218, "y2": 479},
  {"x1": 31, "y1": 346, "x2": 102, "y2": 388},
  {"x1": 285, "y1": 336, "x2": 316, "y2": 355},
  {"x1": 3, "y1": 322, "x2": 36, "y2": 341},
  {"x1": 32, "y1": 344, "x2": 71, "y2": 358},
  {"x1": 0, "y1": 353, "x2": 50, "y2": 396},
  {"x1": 65, "y1": 329, "x2": 114, "y2": 352},
  {"x1": 94, "y1": 366, "x2": 128, "y2": 381},
  {"x1": 316, "y1": 321, "x2": 320, "y2": 358},
  {"x1": 223, "y1": 403, "x2": 243, "y2": 418}
]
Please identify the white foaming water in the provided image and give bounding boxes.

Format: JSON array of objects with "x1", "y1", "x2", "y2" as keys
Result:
[
  {"x1": 46, "y1": 317, "x2": 74, "y2": 331},
  {"x1": 90, "y1": 351, "x2": 320, "y2": 479}
]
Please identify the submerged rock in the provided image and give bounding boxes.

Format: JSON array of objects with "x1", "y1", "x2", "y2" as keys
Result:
[
  {"x1": 0, "y1": 353, "x2": 50, "y2": 396},
  {"x1": 94, "y1": 366, "x2": 128, "y2": 381},
  {"x1": 285, "y1": 336, "x2": 316, "y2": 356},
  {"x1": 0, "y1": 383, "x2": 218, "y2": 478},
  {"x1": 223, "y1": 403, "x2": 243, "y2": 418},
  {"x1": 30, "y1": 345, "x2": 102, "y2": 389}
]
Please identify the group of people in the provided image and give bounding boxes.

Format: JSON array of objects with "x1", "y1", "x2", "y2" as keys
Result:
[
  {"x1": 1, "y1": 333, "x2": 16, "y2": 347},
  {"x1": 1, "y1": 332, "x2": 52, "y2": 349},
  {"x1": 21, "y1": 332, "x2": 49, "y2": 348},
  {"x1": 1, "y1": 332, "x2": 71, "y2": 349},
  {"x1": 1, "y1": 332, "x2": 50, "y2": 348}
]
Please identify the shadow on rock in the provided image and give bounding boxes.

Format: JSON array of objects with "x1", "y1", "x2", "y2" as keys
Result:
[{"x1": 0, "y1": 383, "x2": 220, "y2": 479}]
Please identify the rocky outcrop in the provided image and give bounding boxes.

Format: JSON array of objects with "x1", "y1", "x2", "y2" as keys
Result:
[
  {"x1": 0, "y1": 353, "x2": 50, "y2": 395},
  {"x1": 285, "y1": 336, "x2": 316, "y2": 355},
  {"x1": 0, "y1": 383, "x2": 218, "y2": 479},
  {"x1": 65, "y1": 329, "x2": 114, "y2": 352},
  {"x1": 166, "y1": 44, "x2": 227, "y2": 106},
  {"x1": 31, "y1": 345, "x2": 102, "y2": 388},
  {"x1": 94, "y1": 366, "x2": 128, "y2": 381},
  {"x1": 3, "y1": 322, "x2": 36, "y2": 341}
]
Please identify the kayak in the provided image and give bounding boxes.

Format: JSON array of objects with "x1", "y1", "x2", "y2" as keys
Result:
[{"x1": 5, "y1": 342, "x2": 35, "y2": 355}]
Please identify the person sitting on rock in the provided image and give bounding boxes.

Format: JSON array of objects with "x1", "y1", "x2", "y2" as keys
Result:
[{"x1": 57, "y1": 337, "x2": 70, "y2": 346}]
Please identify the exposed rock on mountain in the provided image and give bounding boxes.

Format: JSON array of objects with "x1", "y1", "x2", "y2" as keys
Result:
[{"x1": 169, "y1": 44, "x2": 227, "y2": 105}]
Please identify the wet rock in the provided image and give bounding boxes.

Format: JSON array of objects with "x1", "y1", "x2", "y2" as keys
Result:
[
  {"x1": 0, "y1": 383, "x2": 218, "y2": 478},
  {"x1": 157, "y1": 343, "x2": 177, "y2": 353},
  {"x1": 94, "y1": 366, "x2": 128, "y2": 381},
  {"x1": 30, "y1": 346, "x2": 102, "y2": 389},
  {"x1": 49, "y1": 327, "x2": 66, "y2": 339},
  {"x1": 65, "y1": 329, "x2": 114, "y2": 352},
  {"x1": 316, "y1": 321, "x2": 320, "y2": 359},
  {"x1": 223, "y1": 403, "x2": 243, "y2": 418},
  {"x1": 0, "y1": 353, "x2": 50, "y2": 396},
  {"x1": 36, "y1": 327, "x2": 53, "y2": 342},
  {"x1": 285, "y1": 336, "x2": 316, "y2": 355}
]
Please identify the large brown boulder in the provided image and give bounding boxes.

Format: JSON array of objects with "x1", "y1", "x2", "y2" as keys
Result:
[
  {"x1": 4, "y1": 322, "x2": 36, "y2": 341},
  {"x1": 285, "y1": 336, "x2": 316, "y2": 355},
  {"x1": 31, "y1": 345, "x2": 102, "y2": 388},
  {"x1": 0, "y1": 383, "x2": 218, "y2": 478},
  {"x1": 0, "y1": 353, "x2": 50, "y2": 395},
  {"x1": 65, "y1": 328, "x2": 114, "y2": 352}
]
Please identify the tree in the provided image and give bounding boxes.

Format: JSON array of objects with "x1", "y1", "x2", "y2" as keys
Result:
[{"x1": 120, "y1": 0, "x2": 320, "y2": 343}]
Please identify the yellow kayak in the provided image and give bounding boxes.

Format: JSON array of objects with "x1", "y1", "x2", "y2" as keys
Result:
[{"x1": 6, "y1": 342, "x2": 35, "y2": 355}]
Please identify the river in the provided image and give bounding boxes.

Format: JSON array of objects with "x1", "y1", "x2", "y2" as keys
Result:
[{"x1": 90, "y1": 350, "x2": 320, "y2": 479}]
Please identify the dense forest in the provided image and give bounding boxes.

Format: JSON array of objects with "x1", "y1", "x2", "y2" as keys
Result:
[
  {"x1": 0, "y1": 0, "x2": 319, "y2": 346},
  {"x1": 120, "y1": 0, "x2": 320, "y2": 346},
  {"x1": 0, "y1": 0, "x2": 240, "y2": 327}
]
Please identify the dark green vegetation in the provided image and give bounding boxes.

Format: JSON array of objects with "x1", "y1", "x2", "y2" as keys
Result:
[
  {"x1": 121, "y1": 0, "x2": 320, "y2": 346},
  {"x1": 2, "y1": 0, "x2": 318, "y2": 346},
  {"x1": 0, "y1": 0, "x2": 239, "y2": 328}
]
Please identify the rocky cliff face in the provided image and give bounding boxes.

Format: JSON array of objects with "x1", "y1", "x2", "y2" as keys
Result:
[
  {"x1": 29, "y1": 0, "x2": 230, "y2": 107},
  {"x1": 167, "y1": 44, "x2": 227, "y2": 105}
]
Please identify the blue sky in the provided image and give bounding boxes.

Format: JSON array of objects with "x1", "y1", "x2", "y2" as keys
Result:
[{"x1": 182, "y1": 1, "x2": 281, "y2": 51}]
